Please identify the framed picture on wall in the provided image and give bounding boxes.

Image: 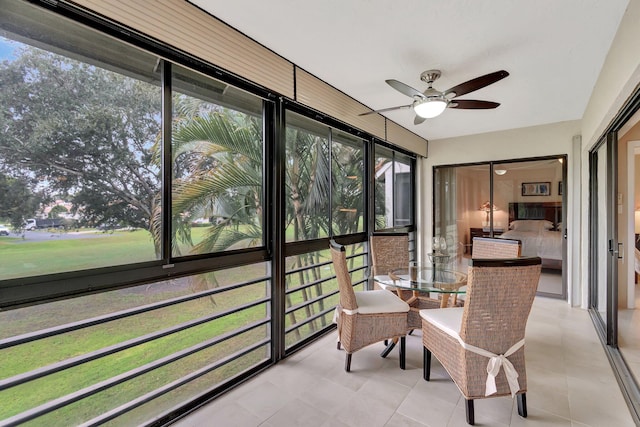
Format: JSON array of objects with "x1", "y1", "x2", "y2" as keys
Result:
[
  {"x1": 558, "y1": 181, "x2": 563, "y2": 196},
  {"x1": 521, "y1": 182, "x2": 551, "y2": 196}
]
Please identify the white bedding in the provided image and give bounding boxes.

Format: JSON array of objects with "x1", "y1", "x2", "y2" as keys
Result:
[{"x1": 499, "y1": 229, "x2": 563, "y2": 260}]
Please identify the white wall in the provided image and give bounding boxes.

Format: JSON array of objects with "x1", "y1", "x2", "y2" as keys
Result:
[
  {"x1": 582, "y1": 0, "x2": 640, "y2": 148},
  {"x1": 419, "y1": 120, "x2": 579, "y2": 302}
]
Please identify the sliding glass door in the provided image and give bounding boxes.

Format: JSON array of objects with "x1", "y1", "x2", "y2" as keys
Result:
[
  {"x1": 587, "y1": 94, "x2": 640, "y2": 425},
  {"x1": 434, "y1": 156, "x2": 566, "y2": 298},
  {"x1": 590, "y1": 134, "x2": 618, "y2": 336}
]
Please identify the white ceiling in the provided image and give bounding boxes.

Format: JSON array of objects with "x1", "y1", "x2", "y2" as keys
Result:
[{"x1": 191, "y1": 0, "x2": 629, "y2": 141}]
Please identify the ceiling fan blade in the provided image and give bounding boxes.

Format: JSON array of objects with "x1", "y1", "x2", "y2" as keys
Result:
[
  {"x1": 448, "y1": 100, "x2": 500, "y2": 109},
  {"x1": 443, "y1": 70, "x2": 509, "y2": 98},
  {"x1": 358, "y1": 104, "x2": 412, "y2": 116},
  {"x1": 414, "y1": 115, "x2": 426, "y2": 125},
  {"x1": 386, "y1": 79, "x2": 425, "y2": 98}
]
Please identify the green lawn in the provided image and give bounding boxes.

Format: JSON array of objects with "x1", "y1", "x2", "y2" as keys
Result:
[
  {"x1": 0, "y1": 228, "x2": 364, "y2": 424},
  {"x1": 0, "y1": 229, "x2": 157, "y2": 280},
  {"x1": 0, "y1": 274, "x2": 271, "y2": 424}
]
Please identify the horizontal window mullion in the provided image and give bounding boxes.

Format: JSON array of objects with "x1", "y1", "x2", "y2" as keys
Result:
[
  {"x1": 286, "y1": 259, "x2": 332, "y2": 276},
  {"x1": 285, "y1": 290, "x2": 339, "y2": 315},
  {"x1": 283, "y1": 233, "x2": 367, "y2": 257},
  {"x1": 1, "y1": 318, "x2": 271, "y2": 426},
  {"x1": 0, "y1": 249, "x2": 270, "y2": 311},
  {"x1": 285, "y1": 275, "x2": 335, "y2": 296},
  {"x1": 79, "y1": 338, "x2": 271, "y2": 427},
  {"x1": 0, "y1": 296, "x2": 269, "y2": 391},
  {"x1": 0, "y1": 276, "x2": 269, "y2": 350},
  {"x1": 285, "y1": 263, "x2": 366, "y2": 300},
  {"x1": 285, "y1": 305, "x2": 336, "y2": 334}
]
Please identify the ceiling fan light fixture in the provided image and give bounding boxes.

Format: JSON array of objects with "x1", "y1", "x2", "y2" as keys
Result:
[{"x1": 414, "y1": 98, "x2": 448, "y2": 118}]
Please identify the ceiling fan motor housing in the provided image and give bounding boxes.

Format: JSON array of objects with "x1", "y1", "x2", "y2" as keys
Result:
[{"x1": 420, "y1": 69, "x2": 441, "y2": 85}]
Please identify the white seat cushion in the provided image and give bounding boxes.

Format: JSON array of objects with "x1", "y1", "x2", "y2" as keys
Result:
[
  {"x1": 372, "y1": 275, "x2": 398, "y2": 291},
  {"x1": 419, "y1": 307, "x2": 464, "y2": 339},
  {"x1": 354, "y1": 290, "x2": 410, "y2": 314}
]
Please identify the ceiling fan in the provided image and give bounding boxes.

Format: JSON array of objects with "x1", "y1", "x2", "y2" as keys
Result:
[{"x1": 360, "y1": 69, "x2": 509, "y2": 125}]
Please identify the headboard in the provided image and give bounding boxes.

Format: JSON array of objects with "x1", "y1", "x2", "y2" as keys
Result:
[{"x1": 508, "y1": 202, "x2": 562, "y2": 229}]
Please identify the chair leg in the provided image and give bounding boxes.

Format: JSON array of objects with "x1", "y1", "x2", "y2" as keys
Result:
[
  {"x1": 465, "y1": 399, "x2": 475, "y2": 425},
  {"x1": 423, "y1": 347, "x2": 431, "y2": 381},
  {"x1": 517, "y1": 393, "x2": 527, "y2": 418},
  {"x1": 380, "y1": 339, "x2": 396, "y2": 358},
  {"x1": 399, "y1": 336, "x2": 406, "y2": 370},
  {"x1": 345, "y1": 353, "x2": 352, "y2": 372},
  {"x1": 337, "y1": 341, "x2": 341, "y2": 350}
]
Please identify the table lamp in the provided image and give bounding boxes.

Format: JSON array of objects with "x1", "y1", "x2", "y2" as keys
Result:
[{"x1": 479, "y1": 201, "x2": 498, "y2": 226}]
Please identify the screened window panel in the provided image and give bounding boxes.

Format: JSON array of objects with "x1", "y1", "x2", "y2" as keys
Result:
[
  {"x1": 0, "y1": 265, "x2": 270, "y2": 425},
  {"x1": 374, "y1": 145, "x2": 414, "y2": 230},
  {"x1": 0, "y1": 1, "x2": 162, "y2": 280},
  {"x1": 394, "y1": 153, "x2": 413, "y2": 227},
  {"x1": 374, "y1": 146, "x2": 394, "y2": 230},
  {"x1": 284, "y1": 111, "x2": 330, "y2": 242},
  {"x1": 331, "y1": 130, "x2": 365, "y2": 236},
  {"x1": 171, "y1": 64, "x2": 264, "y2": 256}
]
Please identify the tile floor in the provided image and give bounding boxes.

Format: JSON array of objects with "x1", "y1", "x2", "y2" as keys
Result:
[{"x1": 174, "y1": 297, "x2": 635, "y2": 427}]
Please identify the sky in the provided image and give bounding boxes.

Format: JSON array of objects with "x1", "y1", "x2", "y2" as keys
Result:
[{"x1": 0, "y1": 37, "x2": 17, "y2": 60}]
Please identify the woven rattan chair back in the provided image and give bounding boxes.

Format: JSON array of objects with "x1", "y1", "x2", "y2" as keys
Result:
[
  {"x1": 329, "y1": 240, "x2": 358, "y2": 311},
  {"x1": 460, "y1": 257, "x2": 540, "y2": 353},
  {"x1": 370, "y1": 232, "x2": 410, "y2": 276},
  {"x1": 471, "y1": 237, "x2": 521, "y2": 259}
]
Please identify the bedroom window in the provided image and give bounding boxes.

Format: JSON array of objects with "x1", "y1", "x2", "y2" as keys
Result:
[{"x1": 434, "y1": 156, "x2": 566, "y2": 298}]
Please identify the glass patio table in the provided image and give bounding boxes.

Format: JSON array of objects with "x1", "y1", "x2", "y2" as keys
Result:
[{"x1": 374, "y1": 265, "x2": 467, "y2": 308}]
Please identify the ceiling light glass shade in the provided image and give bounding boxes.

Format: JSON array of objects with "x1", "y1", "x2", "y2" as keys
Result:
[
  {"x1": 414, "y1": 98, "x2": 448, "y2": 118},
  {"x1": 494, "y1": 169, "x2": 507, "y2": 175}
]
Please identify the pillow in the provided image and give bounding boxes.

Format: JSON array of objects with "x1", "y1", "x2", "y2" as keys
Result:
[{"x1": 509, "y1": 220, "x2": 554, "y2": 231}]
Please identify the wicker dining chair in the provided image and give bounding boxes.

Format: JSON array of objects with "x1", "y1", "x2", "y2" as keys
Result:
[
  {"x1": 369, "y1": 232, "x2": 440, "y2": 329},
  {"x1": 420, "y1": 257, "x2": 542, "y2": 425},
  {"x1": 330, "y1": 239, "x2": 409, "y2": 372},
  {"x1": 448, "y1": 236, "x2": 522, "y2": 307},
  {"x1": 471, "y1": 237, "x2": 521, "y2": 259},
  {"x1": 370, "y1": 232, "x2": 411, "y2": 293}
]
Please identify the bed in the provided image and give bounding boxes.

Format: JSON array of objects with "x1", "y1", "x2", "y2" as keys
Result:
[{"x1": 499, "y1": 202, "x2": 563, "y2": 269}]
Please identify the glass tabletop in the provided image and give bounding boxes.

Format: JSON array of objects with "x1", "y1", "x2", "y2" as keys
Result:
[{"x1": 374, "y1": 266, "x2": 467, "y2": 294}]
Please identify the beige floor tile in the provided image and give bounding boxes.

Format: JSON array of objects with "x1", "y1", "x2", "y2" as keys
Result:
[
  {"x1": 509, "y1": 405, "x2": 572, "y2": 426},
  {"x1": 384, "y1": 412, "x2": 429, "y2": 426},
  {"x1": 333, "y1": 393, "x2": 397, "y2": 427},
  {"x1": 174, "y1": 297, "x2": 636, "y2": 427},
  {"x1": 567, "y1": 375, "x2": 635, "y2": 427},
  {"x1": 261, "y1": 398, "x2": 330, "y2": 427},
  {"x1": 175, "y1": 401, "x2": 262, "y2": 427},
  {"x1": 297, "y1": 377, "x2": 357, "y2": 416}
]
